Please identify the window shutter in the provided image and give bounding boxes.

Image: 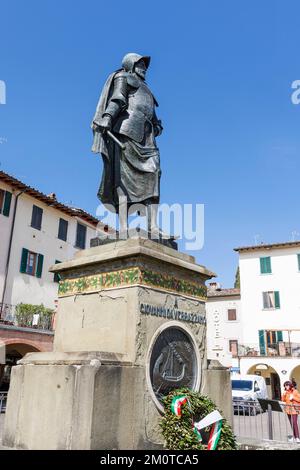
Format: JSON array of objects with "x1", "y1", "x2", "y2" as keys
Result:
[
  {"x1": 0, "y1": 189, "x2": 4, "y2": 213},
  {"x1": 76, "y1": 223, "x2": 87, "y2": 249},
  {"x1": 262, "y1": 292, "x2": 268, "y2": 309},
  {"x1": 228, "y1": 309, "x2": 237, "y2": 321},
  {"x1": 58, "y1": 218, "x2": 68, "y2": 241},
  {"x1": 259, "y1": 330, "x2": 266, "y2": 355},
  {"x1": 20, "y1": 248, "x2": 29, "y2": 273},
  {"x1": 274, "y1": 291, "x2": 280, "y2": 309},
  {"x1": 31, "y1": 205, "x2": 43, "y2": 230},
  {"x1": 36, "y1": 254, "x2": 44, "y2": 278},
  {"x1": 276, "y1": 331, "x2": 283, "y2": 342},
  {"x1": 3, "y1": 191, "x2": 12, "y2": 217},
  {"x1": 260, "y1": 257, "x2": 271, "y2": 274},
  {"x1": 53, "y1": 260, "x2": 61, "y2": 283}
]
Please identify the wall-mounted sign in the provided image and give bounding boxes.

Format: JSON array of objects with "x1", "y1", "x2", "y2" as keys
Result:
[
  {"x1": 140, "y1": 303, "x2": 206, "y2": 325},
  {"x1": 212, "y1": 309, "x2": 222, "y2": 350}
]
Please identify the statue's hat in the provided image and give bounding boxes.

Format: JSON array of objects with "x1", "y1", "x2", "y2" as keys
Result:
[{"x1": 122, "y1": 53, "x2": 150, "y2": 72}]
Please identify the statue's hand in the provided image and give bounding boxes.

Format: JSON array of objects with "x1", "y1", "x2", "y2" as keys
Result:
[
  {"x1": 154, "y1": 122, "x2": 163, "y2": 137},
  {"x1": 92, "y1": 121, "x2": 100, "y2": 131},
  {"x1": 154, "y1": 126, "x2": 163, "y2": 137},
  {"x1": 93, "y1": 115, "x2": 112, "y2": 133}
]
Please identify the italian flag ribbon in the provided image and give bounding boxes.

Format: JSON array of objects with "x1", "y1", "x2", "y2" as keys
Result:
[
  {"x1": 193, "y1": 425, "x2": 203, "y2": 442},
  {"x1": 170, "y1": 396, "x2": 223, "y2": 450},
  {"x1": 207, "y1": 419, "x2": 223, "y2": 450},
  {"x1": 194, "y1": 410, "x2": 223, "y2": 451},
  {"x1": 170, "y1": 395, "x2": 189, "y2": 417}
]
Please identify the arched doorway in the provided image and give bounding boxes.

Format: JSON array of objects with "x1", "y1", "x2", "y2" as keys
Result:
[
  {"x1": 290, "y1": 365, "x2": 300, "y2": 390},
  {"x1": 247, "y1": 364, "x2": 281, "y2": 399},
  {"x1": 0, "y1": 343, "x2": 40, "y2": 392}
]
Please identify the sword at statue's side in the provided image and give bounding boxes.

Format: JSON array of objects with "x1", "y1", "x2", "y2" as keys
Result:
[
  {"x1": 106, "y1": 130, "x2": 126, "y2": 151},
  {"x1": 106, "y1": 130, "x2": 144, "y2": 158}
]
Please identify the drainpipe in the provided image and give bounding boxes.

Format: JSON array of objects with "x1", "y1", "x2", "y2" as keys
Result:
[{"x1": 0, "y1": 191, "x2": 25, "y2": 317}]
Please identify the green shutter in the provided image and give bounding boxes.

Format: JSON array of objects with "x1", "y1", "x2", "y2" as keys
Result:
[
  {"x1": 36, "y1": 254, "x2": 44, "y2": 278},
  {"x1": 3, "y1": 191, "x2": 12, "y2": 217},
  {"x1": 20, "y1": 248, "x2": 29, "y2": 273},
  {"x1": 274, "y1": 291, "x2": 280, "y2": 308},
  {"x1": 260, "y1": 256, "x2": 271, "y2": 274},
  {"x1": 259, "y1": 330, "x2": 266, "y2": 355},
  {"x1": 276, "y1": 331, "x2": 283, "y2": 342}
]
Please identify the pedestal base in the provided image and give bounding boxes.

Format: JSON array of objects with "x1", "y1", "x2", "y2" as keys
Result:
[
  {"x1": 90, "y1": 233, "x2": 178, "y2": 251},
  {"x1": 3, "y1": 352, "x2": 162, "y2": 450},
  {"x1": 3, "y1": 239, "x2": 232, "y2": 449}
]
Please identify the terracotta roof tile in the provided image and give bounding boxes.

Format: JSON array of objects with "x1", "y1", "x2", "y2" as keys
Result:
[
  {"x1": 0, "y1": 170, "x2": 100, "y2": 227},
  {"x1": 207, "y1": 287, "x2": 240, "y2": 298},
  {"x1": 234, "y1": 241, "x2": 300, "y2": 252}
]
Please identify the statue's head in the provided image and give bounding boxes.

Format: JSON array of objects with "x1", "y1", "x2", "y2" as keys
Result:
[{"x1": 122, "y1": 53, "x2": 150, "y2": 79}]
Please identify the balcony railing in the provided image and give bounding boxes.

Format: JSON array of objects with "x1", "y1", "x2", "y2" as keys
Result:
[
  {"x1": 234, "y1": 342, "x2": 300, "y2": 358},
  {"x1": 0, "y1": 303, "x2": 54, "y2": 332},
  {"x1": 233, "y1": 399, "x2": 300, "y2": 443}
]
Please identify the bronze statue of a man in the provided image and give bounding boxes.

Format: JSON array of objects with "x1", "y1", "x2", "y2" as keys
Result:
[{"x1": 91, "y1": 53, "x2": 163, "y2": 235}]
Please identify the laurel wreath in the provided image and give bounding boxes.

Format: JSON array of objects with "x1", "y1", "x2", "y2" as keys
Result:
[{"x1": 160, "y1": 388, "x2": 237, "y2": 450}]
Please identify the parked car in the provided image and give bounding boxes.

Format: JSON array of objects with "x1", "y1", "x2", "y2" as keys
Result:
[{"x1": 231, "y1": 374, "x2": 268, "y2": 415}]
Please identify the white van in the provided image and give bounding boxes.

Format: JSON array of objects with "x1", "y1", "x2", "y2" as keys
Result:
[{"x1": 231, "y1": 374, "x2": 268, "y2": 414}]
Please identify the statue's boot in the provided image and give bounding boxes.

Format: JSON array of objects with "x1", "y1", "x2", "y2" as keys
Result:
[{"x1": 147, "y1": 203, "x2": 179, "y2": 240}]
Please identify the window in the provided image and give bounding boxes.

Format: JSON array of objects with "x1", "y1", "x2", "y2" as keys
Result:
[
  {"x1": 298, "y1": 254, "x2": 300, "y2": 271},
  {"x1": 259, "y1": 330, "x2": 284, "y2": 356},
  {"x1": 20, "y1": 248, "x2": 44, "y2": 278},
  {"x1": 260, "y1": 256, "x2": 272, "y2": 274},
  {"x1": 31, "y1": 205, "x2": 43, "y2": 230},
  {"x1": 26, "y1": 251, "x2": 37, "y2": 275},
  {"x1": 75, "y1": 223, "x2": 86, "y2": 249},
  {"x1": 228, "y1": 309, "x2": 237, "y2": 321},
  {"x1": 229, "y1": 340, "x2": 238, "y2": 357},
  {"x1": 266, "y1": 330, "x2": 283, "y2": 345},
  {"x1": 0, "y1": 189, "x2": 12, "y2": 217},
  {"x1": 262, "y1": 291, "x2": 280, "y2": 309},
  {"x1": 53, "y1": 260, "x2": 61, "y2": 283},
  {"x1": 58, "y1": 218, "x2": 68, "y2": 241}
]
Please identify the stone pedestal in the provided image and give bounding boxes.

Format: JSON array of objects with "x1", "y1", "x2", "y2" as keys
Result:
[{"x1": 3, "y1": 238, "x2": 232, "y2": 449}]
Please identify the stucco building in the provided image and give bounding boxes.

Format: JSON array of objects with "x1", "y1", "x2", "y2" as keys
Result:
[
  {"x1": 0, "y1": 171, "x2": 100, "y2": 389},
  {"x1": 206, "y1": 284, "x2": 241, "y2": 368},
  {"x1": 207, "y1": 241, "x2": 300, "y2": 399}
]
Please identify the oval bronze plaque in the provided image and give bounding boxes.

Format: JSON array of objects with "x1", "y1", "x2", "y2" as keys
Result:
[{"x1": 149, "y1": 326, "x2": 198, "y2": 405}]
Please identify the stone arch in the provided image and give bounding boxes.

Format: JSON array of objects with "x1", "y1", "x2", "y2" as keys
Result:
[
  {"x1": 3, "y1": 339, "x2": 42, "y2": 354},
  {"x1": 0, "y1": 341, "x2": 42, "y2": 392},
  {"x1": 247, "y1": 363, "x2": 281, "y2": 399},
  {"x1": 290, "y1": 365, "x2": 300, "y2": 390}
]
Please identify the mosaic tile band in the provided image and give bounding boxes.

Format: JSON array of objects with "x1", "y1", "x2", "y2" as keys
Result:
[{"x1": 58, "y1": 267, "x2": 207, "y2": 300}]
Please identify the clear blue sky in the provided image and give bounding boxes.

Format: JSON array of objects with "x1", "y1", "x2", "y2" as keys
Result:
[{"x1": 1, "y1": 0, "x2": 300, "y2": 287}]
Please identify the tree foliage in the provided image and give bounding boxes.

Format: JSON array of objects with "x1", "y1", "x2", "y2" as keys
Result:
[
  {"x1": 234, "y1": 266, "x2": 240, "y2": 289},
  {"x1": 15, "y1": 303, "x2": 54, "y2": 329}
]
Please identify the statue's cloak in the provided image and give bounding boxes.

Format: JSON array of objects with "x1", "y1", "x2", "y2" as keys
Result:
[{"x1": 91, "y1": 71, "x2": 160, "y2": 209}]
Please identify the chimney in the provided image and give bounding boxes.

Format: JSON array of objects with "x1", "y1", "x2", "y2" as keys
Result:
[
  {"x1": 47, "y1": 193, "x2": 57, "y2": 201},
  {"x1": 208, "y1": 282, "x2": 221, "y2": 291}
]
